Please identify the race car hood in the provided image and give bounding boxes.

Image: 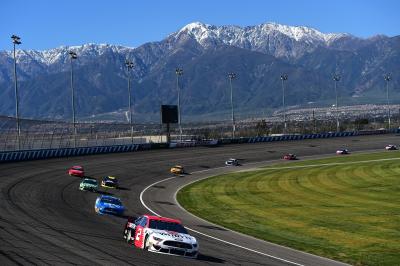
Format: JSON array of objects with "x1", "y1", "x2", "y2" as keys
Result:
[
  {"x1": 81, "y1": 183, "x2": 97, "y2": 187},
  {"x1": 149, "y1": 229, "x2": 197, "y2": 244},
  {"x1": 100, "y1": 202, "x2": 124, "y2": 210},
  {"x1": 102, "y1": 181, "x2": 117, "y2": 186},
  {"x1": 70, "y1": 169, "x2": 83, "y2": 172}
]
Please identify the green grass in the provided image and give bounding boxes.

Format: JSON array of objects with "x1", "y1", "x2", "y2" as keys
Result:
[{"x1": 177, "y1": 151, "x2": 400, "y2": 265}]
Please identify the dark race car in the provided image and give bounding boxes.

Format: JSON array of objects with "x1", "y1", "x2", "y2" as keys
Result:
[{"x1": 101, "y1": 176, "x2": 118, "y2": 189}]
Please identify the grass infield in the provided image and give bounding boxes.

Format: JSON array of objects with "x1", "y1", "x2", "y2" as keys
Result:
[{"x1": 177, "y1": 151, "x2": 400, "y2": 265}]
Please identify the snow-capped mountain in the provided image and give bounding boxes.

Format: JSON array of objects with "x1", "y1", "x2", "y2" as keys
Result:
[
  {"x1": 171, "y1": 22, "x2": 353, "y2": 58},
  {"x1": 0, "y1": 22, "x2": 398, "y2": 121}
]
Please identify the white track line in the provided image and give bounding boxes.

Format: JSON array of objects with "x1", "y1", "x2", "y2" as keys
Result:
[
  {"x1": 140, "y1": 171, "x2": 305, "y2": 265},
  {"x1": 140, "y1": 154, "x2": 397, "y2": 265}
]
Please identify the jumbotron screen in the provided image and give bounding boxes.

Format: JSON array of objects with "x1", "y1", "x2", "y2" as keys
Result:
[{"x1": 161, "y1": 105, "x2": 178, "y2": 124}]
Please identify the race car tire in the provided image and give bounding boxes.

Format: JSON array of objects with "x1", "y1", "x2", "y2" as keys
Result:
[
  {"x1": 126, "y1": 229, "x2": 133, "y2": 244},
  {"x1": 144, "y1": 235, "x2": 150, "y2": 250}
]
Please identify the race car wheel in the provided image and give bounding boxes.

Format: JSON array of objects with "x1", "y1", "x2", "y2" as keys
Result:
[
  {"x1": 144, "y1": 235, "x2": 150, "y2": 250},
  {"x1": 126, "y1": 229, "x2": 133, "y2": 244}
]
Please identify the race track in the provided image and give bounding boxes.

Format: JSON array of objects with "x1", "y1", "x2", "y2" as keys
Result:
[{"x1": 1, "y1": 134, "x2": 398, "y2": 265}]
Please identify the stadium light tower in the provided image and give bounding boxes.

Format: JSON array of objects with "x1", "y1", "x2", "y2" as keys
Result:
[
  {"x1": 11, "y1": 35, "x2": 21, "y2": 150},
  {"x1": 384, "y1": 73, "x2": 392, "y2": 130},
  {"x1": 175, "y1": 68, "x2": 183, "y2": 142},
  {"x1": 333, "y1": 74, "x2": 341, "y2": 132},
  {"x1": 228, "y1": 72, "x2": 237, "y2": 139},
  {"x1": 125, "y1": 60, "x2": 134, "y2": 143},
  {"x1": 69, "y1": 51, "x2": 78, "y2": 148},
  {"x1": 280, "y1": 74, "x2": 288, "y2": 134}
]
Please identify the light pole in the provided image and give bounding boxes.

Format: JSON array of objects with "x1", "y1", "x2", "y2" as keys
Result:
[
  {"x1": 333, "y1": 74, "x2": 341, "y2": 132},
  {"x1": 384, "y1": 73, "x2": 392, "y2": 130},
  {"x1": 280, "y1": 74, "x2": 288, "y2": 134},
  {"x1": 69, "y1": 51, "x2": 78, "y2": 148},
  {"x1": 11, "y1": 35, "x2": 21, "y2": 150},
  {"x1": 175, "y1": 68, "x2": 183, "y2": 142},
  {"x1": 228, "y1": 72, "x2": 236, "y2": 139},
  {"x1": 125, "y1": 60, "x2": 134, "y2": 143}
]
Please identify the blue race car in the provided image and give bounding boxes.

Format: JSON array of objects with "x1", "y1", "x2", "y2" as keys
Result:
[{"x1": 95, "y1": 195, "x2": 125, "y2": 216}]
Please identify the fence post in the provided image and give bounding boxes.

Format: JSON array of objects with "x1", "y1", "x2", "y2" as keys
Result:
[
  {"x1": 49, "y1": 128, "x2": 55, "y2": 149},
  {"x1": 3, "y1": 128, "x2": 10, "y2": 151}
]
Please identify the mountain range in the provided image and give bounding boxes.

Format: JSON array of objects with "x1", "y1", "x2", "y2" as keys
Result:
[{"x1": 0, "y1": 22, "x2": 399, "y2": 122}]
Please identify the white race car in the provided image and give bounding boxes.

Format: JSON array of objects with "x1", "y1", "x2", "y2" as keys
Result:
[
  {"x1": 385, "y1": 145, "x2": 397, "y2": 150},
  {"x1": 336, "y1": 149, "x2": 349, "y2": 155},
  {"x1": 225, "y1": 158, "x2": 239, "y2": 166},
  {"x1": 123, "y1": 215, "x2": 198, "y2": 258}
]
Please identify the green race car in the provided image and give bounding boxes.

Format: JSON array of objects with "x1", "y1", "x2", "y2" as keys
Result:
[{"x1": 79, "y1": 178, "x2": 98, "y2": 192}]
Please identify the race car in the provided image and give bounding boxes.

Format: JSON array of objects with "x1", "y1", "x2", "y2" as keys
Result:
[
  {"x1": 79, "y1": 178, "x2": 98, "y2": 192},
  {"x1": 101, "y1": 176, "x2": 118, "y2": 188},
  {"x1": 336, "y1": 149, "x2": 349, "y2": 155},
  {"x1": 67, "y1": 165, "x2": 84, "y2": 177},
  {"x1": 123, "y1": 215, "x2": 198, "y2": 258},
  {"x1": 95, "y1": 195, "x2": 125, "y2": 216},
  {"x1": 225, "y1": 158, "x2": 239, "y2": 166},
  {"x1": 385, "y1": 145, "x2": 398, "y2": 150},
  {"x1": 170, "y1": 165, "x2": 184, "y2": 175},
  {"x1": 283, "y1": 154, "x2": 297, "y2": 160}
]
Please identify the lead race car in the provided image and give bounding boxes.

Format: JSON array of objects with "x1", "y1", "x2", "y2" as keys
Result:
[
  {"x1": 385, "y1": 144, "x2": 398, "y2": 150},
  {"x1": 123, "y1": 215, "x2": 199, "y2": 258},
  {"x1": 336, "y1": 149, "x2": 349, "y2": 155}
]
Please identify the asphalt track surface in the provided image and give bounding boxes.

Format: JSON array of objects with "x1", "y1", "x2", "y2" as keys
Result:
[{"x1": 1, "y1": 133, "x2": 399, "y2": 265}]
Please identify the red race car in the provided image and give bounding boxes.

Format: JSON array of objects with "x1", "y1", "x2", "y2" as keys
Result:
[
  {"x1": 67, "y1": 165, "x2": 84, "y2": 177},
  {"x1": 123, "y1": 215, "x2": 199, "y2": 258},
  {"x1": 283, "y1": 154, "x2": 297, "y2": 160}
]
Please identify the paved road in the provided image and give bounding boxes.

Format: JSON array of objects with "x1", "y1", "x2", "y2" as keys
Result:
[{"x1": 1, "y1": 134, "x2": 398, "y2": 265}]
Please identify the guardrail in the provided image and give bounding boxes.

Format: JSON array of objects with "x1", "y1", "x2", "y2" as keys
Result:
[
  {"x1": 0, "y1": 143, "x2": 153, "y2": 163},
  {"x1": 247, "y1": 131, "x2": 357, "y2": 143},
  {"x1": 217, "y1": 131, "x2": 358, "y2": 144},
  {"x1": 1, "y1": 129, "x2": 398, "y2": 163}
]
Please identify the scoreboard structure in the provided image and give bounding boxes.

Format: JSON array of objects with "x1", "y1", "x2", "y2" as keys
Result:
[
  {"x1": 161, "y1": 105, "x2": 178, "y2": 124},
  {"x1": 160, "y1": 105, "x2": 178, "y2": 143}
]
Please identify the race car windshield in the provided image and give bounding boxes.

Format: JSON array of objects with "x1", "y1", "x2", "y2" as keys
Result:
[
  {"x1": 73, "y1": 167, "x2": 83, "y2": 170},
  {"x1": 101, "y1": 198, "x2": 121, "y2": 205},
  {"x1": 149, "y1": 220, "x2": 188, "y2": 234},
  {"x1": 84, "y1": 179, "x2": 97, "y2": 185}
]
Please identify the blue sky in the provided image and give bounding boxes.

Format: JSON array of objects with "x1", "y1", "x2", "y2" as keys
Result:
[{"x1": 1, "y1": 0, "x2": 399, "y2": 51}]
